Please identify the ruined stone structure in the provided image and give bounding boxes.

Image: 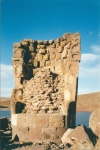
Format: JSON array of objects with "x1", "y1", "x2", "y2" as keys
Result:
[{"x1": 11, "y1": 32, "x2": 81, "y2": 143}]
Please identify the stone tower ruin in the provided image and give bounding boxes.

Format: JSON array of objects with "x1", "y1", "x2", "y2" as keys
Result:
[{"x1": 11, "y1": 32, "x2": 81, "y2": 143}]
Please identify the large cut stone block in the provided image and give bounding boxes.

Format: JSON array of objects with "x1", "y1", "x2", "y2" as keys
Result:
[
  {"x1": 39, "y1": 49, "x2": 46, "y2": 54},
  {"x1": 33, "y1": 60, "x2": 38, "y2": 67},
  {"x1": 72, "y1": 53, "x2": 81, "y2": 61},
  {"x1": 14, "y1": 78, "x2": 23, "y2": 89},
  {"x1": 14, "y1": 43, "x2": 21, "y2": 48},
  {"x1": 69, "y1": 61, "x2": 79, "y2": 76},
  {"x1": 61, "y1": 47, "x2": 68, "y2": 58},
  {"x1": 46, "y1": 61, "x2": 51, "y2": 66},
  {"x1": 12, "y1": 58, "x2": 24, "y2": 65},
  {"x1": 89, "y1": 108, "x2": 100, "y2": 137},
  {"x1": 57, "y1": 46, "x2": 63, "y2": 53},
  {"x1": 37, "y1": 54, "x2": 43, "y2": 61},
  {"x1": 56, "y1": 53, "x2": 61, "y2": 60},
  {"x1": 13, "y1": 48, "x2": 25, "y2": 58},
  {"x1": 25, "y1": 113, "x2": 36, "y2": 127},
  {"x1": 50, "y1": 54, "x2": 56, "y2": 60},
  {"x1": 57, "y1": 127, "x2": 67, "y2": 139},
  {"x1": 29, "y1": 127, "x2": 42, "y2": 140},
  {"x1": 12, "y1": 125, "x2": 29, "y2": 141},
  {"x1": 16, "y1": 114, "x2": 26, "y2": 127},
  {"x1": 40, "y1": 60, "x2": 45, "y2": 67},
  {"x1": 29, "y1": 46, "x2": 34, "y2": 51},
  {"x1": 43, "y1": 54, "x2": 49, "y2": 61},
  {"x1": 13, "y1": 65, "x2": 24, "y2": 77},
  {"x1": 49, "y1": 114, "x2": 66, "y2": 128},
  {"x1": 42, "y1": 127, "x2": 57, "y2": 139},
  {"x1": 35, "y1": 114, "x2": 49, "y2": 127}
]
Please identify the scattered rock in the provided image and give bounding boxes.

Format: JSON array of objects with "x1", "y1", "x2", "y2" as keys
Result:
[
  {"x1": 89, "y1": 108, "x2": 100, "y2": 137},
  {"x1": 61, "y1": 125, "x2": 94, "y2": 149}
]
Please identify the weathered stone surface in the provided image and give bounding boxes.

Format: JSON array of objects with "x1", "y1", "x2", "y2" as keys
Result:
[
  {"x1": 61, "y1": 47, "x2": 68, "y2": 58},
  {"x1": 57, "y1": 127, "x2": 67, "y2": 139},
  {"x1": 29, "y1": 127, "x2": 42, "y2": 140},
  {"x1": 43, "y1": 54, "x2": 49, "y2": 61},
  {"x1": 11, "y1": 32, "x2": 81, "y2": 144},
  {"x1": 37, "y1": 54, "x2": 43, "y2": 61},
  {"x1": 56, "y1": 53, "x2": 61, "y2": 60},
  {"x1": 57, "y1": 46, "x2": 63, "y2": 53},
  {"x1": 61, "y1": 128, "x2": 74, "y2": 145},
  {"x1": 49, "y1": 115, "x2": 65, "y2": 127},
  {"x1": 42, "y1": 127, "x2": 57, "y2": 139},
  {"x1": 39, "y1": 49, "x2": 46, "y2": 54},
  {"x1": 12, "y1": 125, "x2": 29, "y2": 140},
  {"x1": 13, "y1": 48, "x2": 25, "y2": 58},
  {"x1": 49, "y1": 40, "x2": 54, "y2": 45},
  {"x1": 61, "y1": 125, "x2": 94, "y2": 149},
  {"x1": 14, "y1": 43, "x2": 22, "y2": 48},
  {"x1": 40, "y1": 60, "x2": 45, "y2": 67},
  {"x1": 89, "y1": 108, "x2": 100, "y2": 137},
  {"x1": 21, "y1": 41, "x2": 29, "y2": 47},
  {"x1": 36, "y1": 114, "x2": 49, "y2": 127},
  {"x1": 12, "y1": 58, "x2": 24, "y2": 65},
  {"x1": 50, "y1": 53, "x2": 56, "y2": 60},
  {"x1": 29, "y1": 46, "x2": 34, "y2": 51}
]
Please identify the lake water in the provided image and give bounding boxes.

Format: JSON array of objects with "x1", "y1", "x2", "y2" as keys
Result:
[
  {"x1": 0, "y1": 110, "x2": 91, "y2": 127},
  {"x1": 76, "y1": 111, "x2": 91, "y2": 127},
  {"x1": 0, "y1": 110, "x2": 11, "y2": 118}
]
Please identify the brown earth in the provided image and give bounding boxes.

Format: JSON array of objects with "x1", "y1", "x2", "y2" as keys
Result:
[
  {"x1": 77, "y1": 91, "x2": 100, "y2": 112},
  {"x1": 0, "y1": 97, "x2": 11, "y2": 110}
]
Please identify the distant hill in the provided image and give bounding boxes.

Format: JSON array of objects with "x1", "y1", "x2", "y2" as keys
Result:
[{"x1": 77, "y1": 92, "x2": 100, "y2": 112}]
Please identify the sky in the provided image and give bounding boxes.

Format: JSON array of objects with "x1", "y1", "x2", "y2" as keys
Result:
[{"x1": 1, "y1": 0, "x2": 100, "y2": 97}]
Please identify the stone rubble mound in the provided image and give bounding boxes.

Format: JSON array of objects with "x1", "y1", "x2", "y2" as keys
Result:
[{"x1": 23, "y1": 68, "x2": 64, "y2": 114}]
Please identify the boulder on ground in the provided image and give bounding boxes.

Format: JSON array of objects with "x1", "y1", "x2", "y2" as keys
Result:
[
  {"x1": 61, "y1": 125, "x2": 94, "y2": 149},
  {"x1": 89, "y1": 108, "x2": 100, "y2": 137}
]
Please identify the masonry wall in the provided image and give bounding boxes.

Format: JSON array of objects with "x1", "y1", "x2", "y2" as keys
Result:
[{"x1": 11, "y1": 32, "x2": 81, "y2": 143}]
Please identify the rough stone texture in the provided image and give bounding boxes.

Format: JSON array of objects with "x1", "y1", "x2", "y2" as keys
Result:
[
  {"x1": 89, "y1": 108, "x2": 100, "y2": 137},
  {"x1": 11, "y1": 32, "x2": 81, "y2": 143},
  {"x1": 11, "y1": 114, "x2": 67, "y2": 143},
  {"x1": 61, "y1": 125, "x2": 94, "y2": 149}
]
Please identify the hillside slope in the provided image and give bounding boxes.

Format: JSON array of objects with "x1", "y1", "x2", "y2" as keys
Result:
[{"x1": 77, "y1": 92, "x2": 100, "y2": 111}]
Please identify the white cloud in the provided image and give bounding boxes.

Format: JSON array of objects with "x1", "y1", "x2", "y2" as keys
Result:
[
  {"x1": 79, "y1": 64, "x2": 100, "y2": 78},
  {"x1": 1, "y1": 64, "x2": 13, "y2": 78},
  {"x1": 1, "y1": 64, "x2": 14, "y2": 97},
  {"x1": 79, "y1": 53, "x2": 100, "y2": 77},
  {"x1": 1, "y1": 88, "x2": 13, "y2": 98},
  {"x1": 91, "y1": 44, "x2": 100, "y2": 53},
  {"x1": 78, "y1": 53, "x2": 100, "y2": 94},
  {"x1": 80, "y1": 53, "x2": 100, "y2": 69}
]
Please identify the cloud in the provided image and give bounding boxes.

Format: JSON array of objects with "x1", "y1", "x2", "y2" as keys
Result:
[
  {"x1": 1, "y1": 88, "x2": 13, "y2": 98},
  {"x1": 91, "y1": 44, "x2": 100, "y2": 53},
  {"x1": 1, "y1": 64, "x2": 13, "y2": 78},
  {"x1": 79, "y1": 64, "x2": 100, "y2": 78},
  {"x1": 80, "y1": 53, "x2": 100, "y2": 67},
  {"x1": 1, "y1": 64, "x2": 14, "y2": 97},
  {"x1": 78, "y1": 53, "x2": 100, "y2": 94},
  {"x1": 79, "y1": 53, "x2": 100, "y2": 77}
]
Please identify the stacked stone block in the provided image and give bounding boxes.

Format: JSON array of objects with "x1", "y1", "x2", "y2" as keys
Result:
[
  {"x1": 12, "y1": 113, "x2": 67, "y2": 144},
  {"x1": 11, "y1": 32, "x2": 81, "y2": 143}
]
